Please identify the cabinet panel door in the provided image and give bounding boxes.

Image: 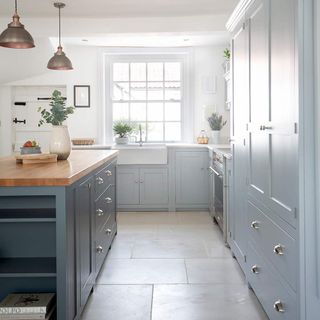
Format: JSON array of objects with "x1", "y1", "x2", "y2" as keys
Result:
[
  {"x1": 268, "y1": 0, "x2": 298, "y2": 227},
  {"x1": 230, "y1": 20, "x2": 250, "y2": 267},
  {"x1": 175, "y1": 151, "x2": 209, "y2": 206},
  {"x1": 247, "y1": 0, "x2": 270, "y2": 203},
  {"x1": 76, "y1": 177, "x2": 95, "y2": 308},
  {"x1": 140, "y1": 168, "x2": 168, "y2": 205},
  {"x1": 116, "y1": 167, "x2": 139, "y2": 205}
]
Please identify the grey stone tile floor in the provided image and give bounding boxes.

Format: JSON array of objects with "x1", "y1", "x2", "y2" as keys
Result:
[{"x1": 81, "y1": 211, "x2": 269, "y2": 320}]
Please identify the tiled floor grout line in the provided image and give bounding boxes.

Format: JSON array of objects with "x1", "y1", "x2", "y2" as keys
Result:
[
  {"x1": 184, "y1": 259, "x2": 190, "y2": 284},
  {"x1": 150, "y1": 284, "x2": 154, "y2": 320}
]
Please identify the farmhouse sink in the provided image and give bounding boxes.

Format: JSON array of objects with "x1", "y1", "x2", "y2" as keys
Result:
[{"x1": 112, "y1": 144, "x2": 168, "y2": 165}]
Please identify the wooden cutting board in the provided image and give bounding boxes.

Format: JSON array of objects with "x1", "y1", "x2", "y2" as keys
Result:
[{"x1": 16, "y1": 153, "x2": 58, "y2": 164}]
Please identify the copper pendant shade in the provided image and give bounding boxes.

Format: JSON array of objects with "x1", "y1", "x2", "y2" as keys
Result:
[
  {"x1": 0, "y1": 0, "x2": 35, "y2": 49},
  {"x1": 47, "y1": 2, "x2": 73, "y2": 70}
]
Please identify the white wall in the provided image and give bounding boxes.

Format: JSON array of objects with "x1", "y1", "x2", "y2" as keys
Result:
[
  {"x1": 0, "y1": 86, "x2": 12, "y2": 156},
  {"x1": 0, "y1": 43, "x2": 230, "y2": 155},
  {"x1": 193, "y1": 45, "x2": 230, "y2": 141}
]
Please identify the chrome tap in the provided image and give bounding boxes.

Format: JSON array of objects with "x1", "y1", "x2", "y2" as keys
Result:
[{"x1": 138, "y1": 124, "x2": 143, "y2": 146}]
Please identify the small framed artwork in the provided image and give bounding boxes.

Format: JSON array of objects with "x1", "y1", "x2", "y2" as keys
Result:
[{"x1": 74, "y1": 85, "x2": 90, "y2": 108}]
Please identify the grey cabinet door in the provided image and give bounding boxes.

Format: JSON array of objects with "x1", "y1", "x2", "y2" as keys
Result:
[
  {"x1": 248, "y1": 0, "x2": 298, "y2": 228},
  {"x1": 76, "y1": 177, "x2": 95, "y2": 309},
  {"x1": 175, "y1": 151, "x2": 209, "y2": 206},
  {"x1": 139, "y1": 168, "x2": 168, "y2": 205},
  {"x1": 116, "y1": 167, "x2": 140, "y2": 205},
  {"x1": 229, "y1": 19, "x2": 250, "y2": 268}
]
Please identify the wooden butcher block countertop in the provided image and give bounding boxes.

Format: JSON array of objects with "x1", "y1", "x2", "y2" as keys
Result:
[{"x1": 0, "y1": 150, "x2": 118, "y2": 187}]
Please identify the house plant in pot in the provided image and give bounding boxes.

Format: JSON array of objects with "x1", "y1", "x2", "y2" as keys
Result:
[
  {"x1": 38, "y1": 90, "x2": 75, "y2": 160},
  {"x1": 113, "y1": 121, "x2": 133, "y2": 144},
  {"x1": 208, "y1": 112, "x2": 227, "y2": 144}
]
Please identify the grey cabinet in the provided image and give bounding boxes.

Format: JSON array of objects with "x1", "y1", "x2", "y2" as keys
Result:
[
  {"x1": 117, "y1": 166, "x2": 169, "y2": 209},
  {"x1": 175, "y1": 151, "x2": 209, "y2": 207},
  {"x1": 76, "y1": 177, "x2": 95, "y2": 309},
  {"x1": 117, "y1": 167, "x2": 140, "y2": 205},
  {"x1": 140, "y1": 168, "x2": 168, "y2": 205},
  {"x1": 229, "y1": 18, "x2": 250, "y2": 269},
  {"x1": 228, "y1": 0, "x2": 299, "y2": 319}
]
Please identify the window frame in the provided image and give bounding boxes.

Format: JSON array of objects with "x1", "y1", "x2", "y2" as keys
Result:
[{"x1": 100, "y1": 48, "x2": 194, "y2": 144}]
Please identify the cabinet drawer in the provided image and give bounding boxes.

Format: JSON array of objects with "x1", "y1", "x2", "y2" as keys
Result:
[
  {"x1": 247, "y1": 200, "x2": 296, "y2": 291},
  {"x1": 247, "y1": 242, "x2": 297, "y2": 320},
  {"x1": 95, "y1": 218, "x2": 116, "y2": 273},
  {"x1": 94, "y1": 162, "x2": 116, "y2": 198},
  {"x1": 95, "y1": 186, "x2": 115, "y2": 233}
]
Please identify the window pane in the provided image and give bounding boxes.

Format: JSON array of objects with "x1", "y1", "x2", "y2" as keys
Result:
[
  {"x1": 165, "y1": 62, "x2": 181, "y2": 81},
  {"x1": 131, "y1": 122, "x2": 146, "y2": 141},
  {"x1": 165, "y1": 102, "x2": 181, "y2": 121},
  {"x1": 130, "y1": 82, "x2": 146, "y2": 100},
  {"x1": 113, "y1": 103, "x2": 129, "y2": 121},
  {"x1": 148, "y1": 82, "x2": 163, "y2": 100},
  {"x1": 131, "y1": 103, "x2": 146, "y2": 121},
  {"x1": 148, "y1": 103, "x2": 163, "y2": 121},
  {"x1": 131, "y1": 63, "x2": 146, "y2": 81},
  {"x1": 113, "y1": 82, "x2": 129, "y2": 100},
  {"x1": 147, "y1": 122, "x2": 164, "y2": 141},
  {"x1": 113, "y1": 63, "x2": 129, "y2": 81},
  {"x1": 165, "y1": 122, "x2": 181, "y2": 141},
  {"x1": 148, "y1": 63, "x2": 163, "y2": 81},
  {"x1": 165, "y1": 82, "x2": 181, "y2": 100}
]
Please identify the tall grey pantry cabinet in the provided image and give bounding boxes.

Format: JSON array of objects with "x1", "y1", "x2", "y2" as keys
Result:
[{"x1": 227, "y1": 0, "x2": 301, "y2": 319}]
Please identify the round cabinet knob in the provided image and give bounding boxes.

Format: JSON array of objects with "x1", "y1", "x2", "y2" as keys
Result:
[
  {"x1": 96, "y1": 209, "x2": 104, "y2": 217},
  {"x1": 251, "y1": 265, "x2": 260, "y2": 274},
  {"x1": 106, "y1": 228, "x2": 112, "y2": 235},
  {"x1": 273, "y1": 300, "x2": 285, "y2": 313},
  {"x1": 96, "y1": 245, "x2": 103, "y2": 253},
  {"x1": 273, "y1": 244, "x2": 285, "y2": 255},
  {"x1": 105, "y1": 197, "x2": 112, "y2": 204},
  {"x1": 105, "y1": 170, "x2": 112, "y2": 177},
  {"x1": 96, "y1": 177, "x2": 104, "y2": 185},
  {"x1": 250, "y1": 221, "x2": 260, "y2": 230}
]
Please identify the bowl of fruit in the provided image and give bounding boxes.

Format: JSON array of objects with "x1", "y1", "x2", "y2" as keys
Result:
[{"x1": 20, "y1": 140, "x2": 41, "y2": 155}]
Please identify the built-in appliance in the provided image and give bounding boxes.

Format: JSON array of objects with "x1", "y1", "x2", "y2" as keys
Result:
[{"x1": 209, "y1": 148, "x2": 230, "y2": 243}]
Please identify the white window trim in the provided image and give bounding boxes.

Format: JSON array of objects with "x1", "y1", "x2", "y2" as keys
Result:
[{"x1": 98, "y1": 47, "x2": 194, "y2": 144}]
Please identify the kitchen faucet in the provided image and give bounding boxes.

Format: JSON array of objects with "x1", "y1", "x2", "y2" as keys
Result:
[{"x1": 138, "y1": 124, "x2": 143, "y2": 146}]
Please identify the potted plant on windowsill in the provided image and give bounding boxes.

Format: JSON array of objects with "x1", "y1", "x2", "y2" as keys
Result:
[
  {"x1": 113, "y1": 121, "x2": 134, "y2": 144},
  {"x1": 38, "y1": 90, "x2": 75, "y2": 160},
  {"x1": 208, "y1": 112, "x2": 227, "y2": 144}
]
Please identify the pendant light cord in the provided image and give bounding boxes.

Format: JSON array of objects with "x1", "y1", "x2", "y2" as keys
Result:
[
  {"x1": 58, "y1": 6, "x2": 61, "y2": 47},
  {"x1": 15, "y1": 0, "x2": 18, "y2": 13}
]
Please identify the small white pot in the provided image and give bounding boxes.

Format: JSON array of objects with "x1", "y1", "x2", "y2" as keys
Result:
[
  {"x1": 50, "y1": 125, "x2": 71, "y2": 160},
  {"x1": 211, "y1": 130, "x2": 221, "y2": 144},
  {"x1": 115, "y1": 137, "x2": 129, "y2": 144}
]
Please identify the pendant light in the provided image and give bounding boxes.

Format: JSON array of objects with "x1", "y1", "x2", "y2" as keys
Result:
[
  {"x1": 47, "y1": 2, "x2": 73, "y2": 70},
  {"x1": 0, "y1": 0, "x2": 35, "y2": 49}
]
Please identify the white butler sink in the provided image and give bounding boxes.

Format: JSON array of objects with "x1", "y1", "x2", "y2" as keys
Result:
[{"x1": 112, "y1": 144, "x2": 168, "y2": 165}]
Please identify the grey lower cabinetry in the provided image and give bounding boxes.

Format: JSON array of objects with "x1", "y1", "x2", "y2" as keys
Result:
[
  {"x1": 175, "y1": 150, "x2": 209, "y2": 208},
  {"x1": 0, "y1": 156, "x2": 117, "y2": 320},
  {"x1": 117, "y1": 166, "x2": 168, "y2": 209}
]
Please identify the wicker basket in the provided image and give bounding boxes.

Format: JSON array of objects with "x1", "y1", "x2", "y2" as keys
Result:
[{"x1": 72, "y1": 138, "x2": 95, "y2": 146}]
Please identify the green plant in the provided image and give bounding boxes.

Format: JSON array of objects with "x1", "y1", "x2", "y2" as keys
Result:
[
  {"x1": 113, "y1": 121, "x2": 134, "y2": 138},
  {"x1": 208, "y1": 113, "x2": 227, "y2": 131},
  {"x1": 223, "y1": 48, "x2": 230, "y2": 60},
  {"x1": 38, "y1": 90, "x2": 75, "y2": 126}
]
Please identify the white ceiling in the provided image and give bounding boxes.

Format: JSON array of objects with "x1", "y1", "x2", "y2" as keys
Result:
[
  {"x1": 0, "y1": 0, "x2": 238, "y2": 18},
  {"x1": 56, "y1": 32, "x2": 229, "y2": 47}
]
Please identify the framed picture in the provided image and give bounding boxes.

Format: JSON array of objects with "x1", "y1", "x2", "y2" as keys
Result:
[{"x1": 74, "y1": 85, "x2": 90, "y2": 108}]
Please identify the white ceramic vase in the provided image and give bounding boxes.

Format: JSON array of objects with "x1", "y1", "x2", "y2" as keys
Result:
[
  {"x1": 115, "y1": 137, "x2": 129, "y2": 144},
  {"x1": 50, "y1": 125, "x2": 71, "y2": 160},
  {"x1": 211, "y1": 130, "x2": 221, "y2": 144}
]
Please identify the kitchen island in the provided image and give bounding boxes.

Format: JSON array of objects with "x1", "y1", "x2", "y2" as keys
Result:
[{"x1": 0, "y1": 150, "x2": 118, "y2": 320}]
